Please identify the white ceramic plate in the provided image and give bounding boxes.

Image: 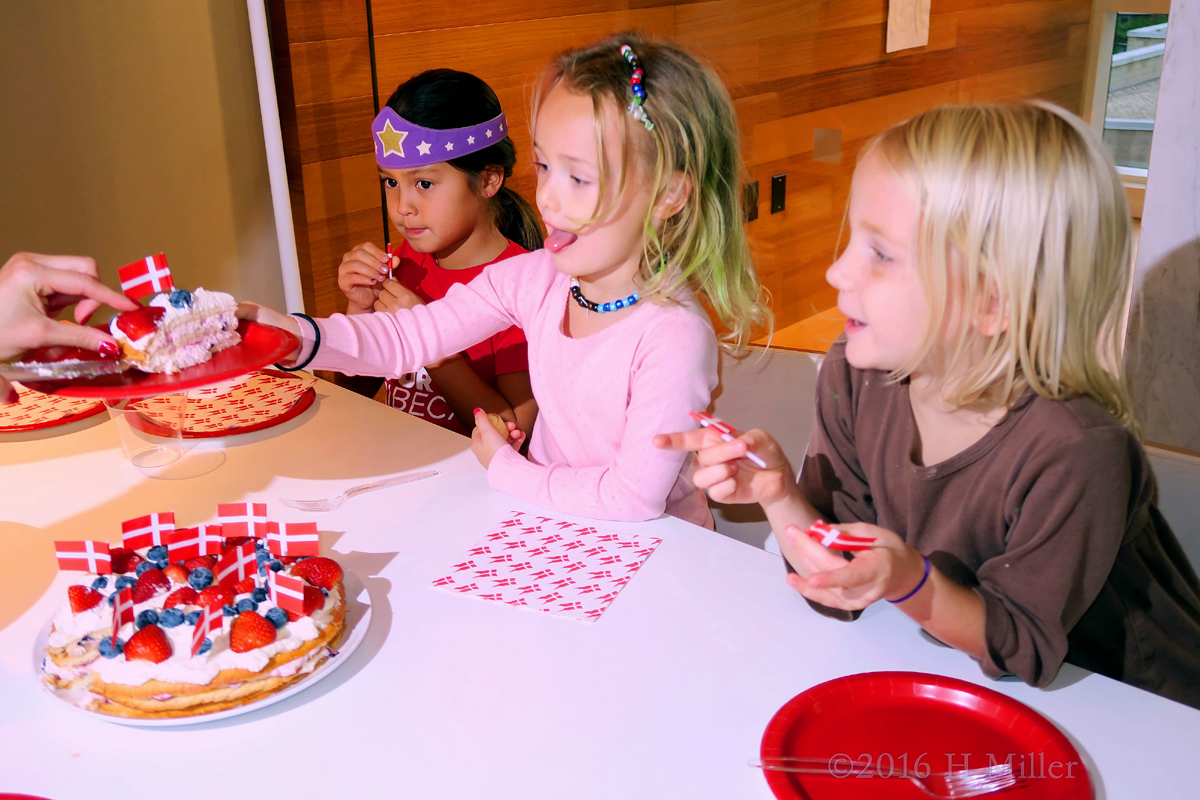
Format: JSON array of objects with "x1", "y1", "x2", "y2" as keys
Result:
[{"x1": 34, "y1": 568, "x2": 372, "y2": 727}]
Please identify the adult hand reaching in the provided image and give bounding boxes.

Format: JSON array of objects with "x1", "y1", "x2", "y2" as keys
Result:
[{"x1": 0, "y1": 252, "x2": 139, "y2": 403}]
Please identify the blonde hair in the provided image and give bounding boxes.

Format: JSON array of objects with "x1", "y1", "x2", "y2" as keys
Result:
[
  {"x1": 868, "y1": 102, "x2": 1137, "y2": 430},
  {"x1": 534, "y1": 31, "x2": 771, "y2": 348}
]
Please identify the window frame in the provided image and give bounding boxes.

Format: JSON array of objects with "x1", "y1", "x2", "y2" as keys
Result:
[{"x1": 1081, "y1": 0, "x2": 1170, "y2": 217}]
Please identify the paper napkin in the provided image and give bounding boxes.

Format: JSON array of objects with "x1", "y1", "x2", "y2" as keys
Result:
[{"x1": 431, "y1": 510, "x2": 662, "y2": 623}]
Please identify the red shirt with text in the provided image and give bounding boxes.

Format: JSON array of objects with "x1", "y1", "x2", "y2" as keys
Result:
[{"x1": 383, "y1": 239, "x2": 529, "y2": 435}]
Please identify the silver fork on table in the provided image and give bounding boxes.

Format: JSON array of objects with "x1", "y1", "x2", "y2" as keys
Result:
[
  {"x1": 750, "y1": 758, "x2": 1023, "y2": 799},
  {"x1": 279, "y1": 470, "x2": 440, "y2": 512}
]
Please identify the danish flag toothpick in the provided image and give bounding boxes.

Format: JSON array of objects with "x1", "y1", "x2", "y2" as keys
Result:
[
  {"x1": 269, "y1": 571, "x2": 306, "y2": 615},
  {"x1": 117, "y1": 253, "x2": 174, "y2": 300},
  {"x1": 55, "y1": 540, "x2": 112, "y2": 574},
  {"x1": 166, "y1": 527, "x2": 201, "y2": 562},
  {"x1": 267, "y1": 522, "x2": 320, "y2": 558},
  {"x1": 805, "y1": 520, "x2": 876, "y2": 552},
  {"x1": 215, "y1": 542, "x2": 257, "y2": 589},
  {"x1": 688, "y1": 411, "x2": 768, "y2": 468},
  {"x1": 111, "y1": 587, "x2": 135, "y2": 646},
  {"x1": 121, "y1": 512, "x2": 176, "y2": 550},
  {"x1": 216, "y1": 502, "x2": 272, "y2": 538},
  {"x1": 192, "y1": 605, "x2": 223, "y2": 656},
  {"x1": 197, "y1": 524, "x2": 225, "y2": 555},
  {"x1": 166, "y1": 525, "x2": 222, "y2": 562}
]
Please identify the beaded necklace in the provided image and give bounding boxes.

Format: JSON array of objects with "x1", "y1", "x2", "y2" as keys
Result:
[{"x1": 569, "y1": 278, "x2": 639, "y2": 314}]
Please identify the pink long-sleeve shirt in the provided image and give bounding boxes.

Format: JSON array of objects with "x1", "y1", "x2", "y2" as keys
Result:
[{"x1": 300, "y1": 248, "x2": 718, "y2": 525}]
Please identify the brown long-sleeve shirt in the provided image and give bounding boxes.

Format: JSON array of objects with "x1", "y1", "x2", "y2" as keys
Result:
[{"x1": 798, "y1": 340, "x2": 1200, "y2": 709}]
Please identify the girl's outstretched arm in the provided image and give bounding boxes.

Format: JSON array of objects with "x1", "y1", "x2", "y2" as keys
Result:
[{"x1": 241, "y1": 251, "x2": 541, "y2": 379}]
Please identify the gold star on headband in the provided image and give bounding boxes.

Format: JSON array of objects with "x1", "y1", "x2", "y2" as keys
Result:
[
  {"x1": 416, "y1": 141, "x2": 432, "y2": 156},
  {"x1": 376, "y1": 120, "x2": 408, "y2": 158}
]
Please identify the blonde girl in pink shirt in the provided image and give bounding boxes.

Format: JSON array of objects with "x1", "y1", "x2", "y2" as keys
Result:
[{"x1": 242, "y1": 33, "x2": 770, "y2": 525}]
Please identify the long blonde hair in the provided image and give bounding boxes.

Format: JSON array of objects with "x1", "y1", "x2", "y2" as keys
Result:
[
  {"x1": 534, "y1": 31, "x2": 771, "y2": 348},
  {"x1": 870, "y1": 102, "x2": 1137, "y2": 430}
]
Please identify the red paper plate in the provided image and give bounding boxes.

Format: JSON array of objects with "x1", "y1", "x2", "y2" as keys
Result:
[
  {"x1": 21, "y1": 321, "x2": 298, "y2": 399},
  {"x1": 0, "y1": 387, "x2": 106, "y2": 433},
  {"x1": 760, "y1": 672, "x2": 1092, "y2": 800},
  {"x1": 130, "y1": 387, "x2": 315, "y2": 438}
]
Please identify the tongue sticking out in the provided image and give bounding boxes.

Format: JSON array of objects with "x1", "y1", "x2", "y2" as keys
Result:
[{"x1": 545, "y1": 229, "x2": 578, "y2": 253}]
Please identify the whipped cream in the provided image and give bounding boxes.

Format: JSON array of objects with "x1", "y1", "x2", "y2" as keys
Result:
[
  {"x1": 42, "y1": 656, "x2": 89, "y2": 681},
  {"x1": 110, "y1": 288, "x2": 240, "y2": 374}
]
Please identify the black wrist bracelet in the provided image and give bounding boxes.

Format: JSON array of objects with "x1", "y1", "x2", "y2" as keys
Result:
[{"x1": 276, "y1": 313, "x2": 320, "y2": 372}]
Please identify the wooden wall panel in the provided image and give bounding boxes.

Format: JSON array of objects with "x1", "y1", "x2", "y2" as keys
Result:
[
  {"x1": 301, "y1": 153, "x2": 380, "y2": 221},
  {"x1": 372, "y1": 0, "x2": 682, "y2": 36},
  {"x1": 308, "y1": 208, "x2": 383, "y2": 313},
  {"x1": 271, "y1": 0, "x2": 1092, "y2": 328},
  {"x1": 275, "y1": 0, "x2": 366, "y2": 42},
  {"x1": 289, "y1": 38, "x2": 373, "y2": 105},
  {"x1": 372, "y1": 8, "x2": 676, "y2": 87},
  {"x1": 294, "y1": 96, "x2": 375, "y2": 162}
]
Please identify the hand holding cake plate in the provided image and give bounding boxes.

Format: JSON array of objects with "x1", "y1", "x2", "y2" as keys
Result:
[
  {"x1": 11, "y1": 254, "x2": 300, "y2": 399},
  {"x1": 20, "y1": 320, "x2": 298, "y2": 399}
]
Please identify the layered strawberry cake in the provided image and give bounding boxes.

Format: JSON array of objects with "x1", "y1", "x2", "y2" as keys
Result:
[
  {"x1": 41, "y1": 545, "x2": 346, "y2": 719},
  {"x1": 110, "y1": 288, "x2": 240, "y2": 374}
]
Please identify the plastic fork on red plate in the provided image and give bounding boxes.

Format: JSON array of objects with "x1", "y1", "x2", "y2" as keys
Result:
[
  {"x1": 806, "y1": 520, "x2": 876, "y2": 551},
  {"x1": 688, "y1": 411, "x2": 768, "y2": 468}
]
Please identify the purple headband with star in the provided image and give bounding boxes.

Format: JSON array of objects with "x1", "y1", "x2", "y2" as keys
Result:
[{"x1": 372, "y1": 106, "x2": 508, "y2": 169}]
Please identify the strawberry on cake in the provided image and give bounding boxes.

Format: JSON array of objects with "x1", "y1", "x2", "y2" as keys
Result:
[
  {"x1": 42, "y1": 544, "x2": 347, "y2": 719},
  {"x1": 110, "y1": 288, "x2": 240, "y2": 374}
]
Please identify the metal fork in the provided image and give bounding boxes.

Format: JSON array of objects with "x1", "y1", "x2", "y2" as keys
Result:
[
  {"x1": 750, "y1": 758, "x2": 1023, "y2": 799},
  {"x1": 279, "y1": 470, "x2": 440, "y2": 512}
]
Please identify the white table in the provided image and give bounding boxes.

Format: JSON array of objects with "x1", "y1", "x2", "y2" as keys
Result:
[{"x1": 1, "y1": 379, "x2": 1197, "y2": 799}]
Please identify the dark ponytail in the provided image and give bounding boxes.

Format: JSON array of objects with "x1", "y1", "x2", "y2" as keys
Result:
[{"x1": 385, "y1": 69, "x2": 544, "y2": 252}]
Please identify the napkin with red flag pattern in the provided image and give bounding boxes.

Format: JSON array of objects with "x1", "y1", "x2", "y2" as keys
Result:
[
  {"x1": 131, "y1": 371, "x2": 316, "y2": 435},
  {"x1": 431, "y1": 510, "x2": 662, "y2": 623}
]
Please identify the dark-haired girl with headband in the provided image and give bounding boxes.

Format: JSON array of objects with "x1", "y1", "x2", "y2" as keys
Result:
[
  {"x1": 336, "y1": 69, "x2": 540, "y2": 441},
  {"x1": 244, "y1": 34, "x2": 771, "y2": 524}
]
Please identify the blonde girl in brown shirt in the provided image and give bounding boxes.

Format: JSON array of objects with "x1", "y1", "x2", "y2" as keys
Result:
[{"x1": 657, "y1": 102, "x2": 1200, "y2": 708}]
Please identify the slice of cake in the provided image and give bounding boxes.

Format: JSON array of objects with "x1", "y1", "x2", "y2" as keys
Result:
[
  {"x1": 42, "y1": 546, "x2": 346, "y2": 719},
  {"x1": 110, "y1": 288, "x2": 240, "y2": 374}
]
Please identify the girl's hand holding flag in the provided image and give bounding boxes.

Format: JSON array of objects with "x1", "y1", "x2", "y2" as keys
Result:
[
  {"x1": 655, "y1": 415, "x2": 928, "y2": 603},
  {"x1": 653, "y1": 420, "x2": 794, "y2": 509},
  {"x1": 337, "y1": 242, "x2": 394, "y2": 314}
]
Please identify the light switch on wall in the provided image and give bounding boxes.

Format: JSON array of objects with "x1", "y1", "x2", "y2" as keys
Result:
[{"x1": 771, "y1": 174, "x2": 786, "y2": 213}]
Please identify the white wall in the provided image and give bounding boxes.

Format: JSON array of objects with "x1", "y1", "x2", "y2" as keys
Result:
[
  {"x1": 1125, "y1": 1, "x2": 1200, "y2": 451},
  {"x1": 0, "y1": 1, "x2": 286, "y2": 311}
]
